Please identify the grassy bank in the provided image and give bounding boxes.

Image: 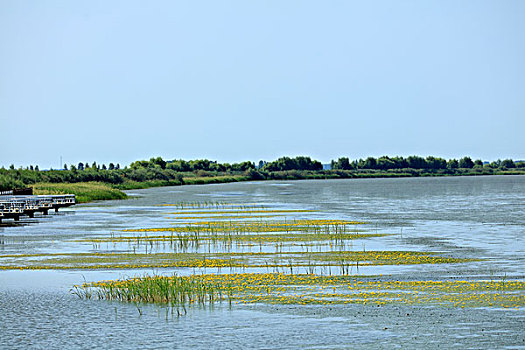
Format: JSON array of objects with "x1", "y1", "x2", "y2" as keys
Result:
[
  {"x1": 182, "y1": 174, "x2": 250, "y2": 185},
  {"x1": 113, "y1": 175, "x2": 249, "y2": 190},
  {"x1": 114, "y1": 180, "x2": 183, "y2": 190},
  {"x1": 33, "y1": 182, "x2": 128, "y2": 203}
]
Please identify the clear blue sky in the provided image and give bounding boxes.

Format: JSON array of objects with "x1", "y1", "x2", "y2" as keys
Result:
[{"x1": 1, "y1": 0, "x2": 524, "y2": 169}]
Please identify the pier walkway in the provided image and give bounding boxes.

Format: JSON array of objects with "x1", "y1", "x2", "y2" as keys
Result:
[{"x1": 0, "y1": 195, "x2": 75, "y2": 223}]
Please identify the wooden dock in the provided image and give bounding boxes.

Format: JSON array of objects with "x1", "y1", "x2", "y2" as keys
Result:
[{"x1": 0, "y1": 195, "x2": 75, "y2": 223}]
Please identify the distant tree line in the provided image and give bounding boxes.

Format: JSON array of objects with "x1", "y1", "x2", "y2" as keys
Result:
[
  {"x1": 0, "y1": 157, "x2": 257, "y2": 191},
  {"x1": 262, "y1": 156, "x2": 323, "y2": 172},
  {"x1": 1, "y1": 155, "x2": 523, "y2": 191},
  {"x1": 331, "y1": 156, "x2": 523, "y2": 171}
]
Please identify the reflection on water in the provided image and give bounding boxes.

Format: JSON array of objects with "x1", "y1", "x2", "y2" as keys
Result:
[{"x1": 0, "y1": 176, "x2": 524, "y2": 349}]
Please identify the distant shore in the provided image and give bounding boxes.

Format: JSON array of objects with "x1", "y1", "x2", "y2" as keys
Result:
[
  {"x1": 3, "y1": 156, "x2": 524, "y2": 203},
  {"x1": 31, "y1": 169, "x2": 525, "y2": 204}
]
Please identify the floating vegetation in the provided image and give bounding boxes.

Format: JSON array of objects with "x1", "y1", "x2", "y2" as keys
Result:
[
  {"x1": 169, "y1": 214, "x2": 283, "y2": 220},
  {"x1": 0, "y1": 250, "x2": 476, "y2": 270},
  {"x1": 124, "y1": 219, "x2": 366, "y2": 235},
  {"x1": 77, "y1": 232, "x2": 385, "y2": 244},
  {"x1": 167, "y1": 209, "x2": 316, "y2": 215},
  {"x1": 158, "y1": 202, "x2": 266, "y2": 210},
  {"x1": 0, "y1": 252, "x2": 239, "y2": 270},
  {"x1": 76, "y1": 273, "x2": 525, "y2": 309}
]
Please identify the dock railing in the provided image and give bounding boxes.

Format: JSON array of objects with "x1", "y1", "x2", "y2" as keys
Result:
[{"x1": 0, "y1": 194, "x2": 76, "y2": 222}]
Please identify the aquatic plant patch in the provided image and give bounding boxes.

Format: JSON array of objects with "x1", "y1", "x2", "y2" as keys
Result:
[
  {"x1": 167, "y1": 209, "x2": 317, "y2": 215},
  {"x1": 124, "y1": 219, "x2": 367, "y2": 235},
  {"x1": 158, "y1": 202, "x2": 266, "y2": 209},
  {"x1": 76, "y1": 232, "x2": 383, "y2": 244},
  {"x1": 0, "y1": 250, "x2": 476, "y2": 270},
  {"x1": 168, "y1": 214, "x2": 284, "y2": 220},
  {"x1": 76, "y1": 273, "x2": 525, "y2": 309}
]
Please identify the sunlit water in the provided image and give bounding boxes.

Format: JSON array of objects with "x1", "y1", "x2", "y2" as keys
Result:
[{"x1": 1, "y1": 176, "x2": 524, "y2": 349}]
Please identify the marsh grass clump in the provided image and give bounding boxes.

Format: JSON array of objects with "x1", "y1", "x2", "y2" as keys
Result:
[{"x1": 75, "y1": 274, "x2": 233, "y2": 306}]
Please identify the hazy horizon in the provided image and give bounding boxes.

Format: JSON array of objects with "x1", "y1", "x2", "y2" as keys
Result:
[{"x1": 1, "y1": 1, "x2": 524, "y2": 169}]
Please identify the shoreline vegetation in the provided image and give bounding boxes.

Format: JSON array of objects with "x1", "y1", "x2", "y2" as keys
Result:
[{"x1": 2, "y1": 155, "x2": 524, "y2": 203}]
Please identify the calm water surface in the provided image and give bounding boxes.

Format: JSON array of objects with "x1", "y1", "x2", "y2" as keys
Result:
[{"x1": 1, "y1": 176, "x2": 524, "y2": 349}]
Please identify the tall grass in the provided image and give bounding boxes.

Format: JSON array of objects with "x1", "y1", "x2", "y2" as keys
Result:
[
  {"x1": 75, "y1": 274, "x2": 231, "y2": 306},
  {"x1": 33, "y1": 182, "x2": 127, "y2": 203}
]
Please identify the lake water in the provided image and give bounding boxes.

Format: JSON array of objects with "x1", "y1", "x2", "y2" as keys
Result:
[{"x1": 1, "y1": 176, "x2": 524, "y2": 349}]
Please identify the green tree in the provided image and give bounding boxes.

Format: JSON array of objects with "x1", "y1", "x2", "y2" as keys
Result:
[
  {"x1": 458, "y1": 157, "x2": 474, "y2": 169},
  {"x1": 407, "y1": 156, "x2": 426, "y2": 169},
  {"x1": 150, "y1": 157, "x2": 167, "y2": 169},
  {"x1": 501, "y1": 159, "x2": 516, "y2": 168},
  {"x1": 332, "y1": 157, "x2": 352, "y2": 170},
  {"x1": 377, "y1": 156, "x2": 396, "y2": 170},
  {"x1": 447, "y1": 159, "x2": 459, "y2": 169},
  {"x1": 425, "y1": 156, "x2": 447, "y2": 170},
  {"x1": 264, "y1": 156, "x2": 322, "y2": 171},
  {"x1": 363, "y1": 157, "x2": 377, "y2": 169}
]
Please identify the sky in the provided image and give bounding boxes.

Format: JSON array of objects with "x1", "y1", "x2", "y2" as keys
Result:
[{"x1": 1, "y1": 0, "x2": 524, "y2": 169}]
